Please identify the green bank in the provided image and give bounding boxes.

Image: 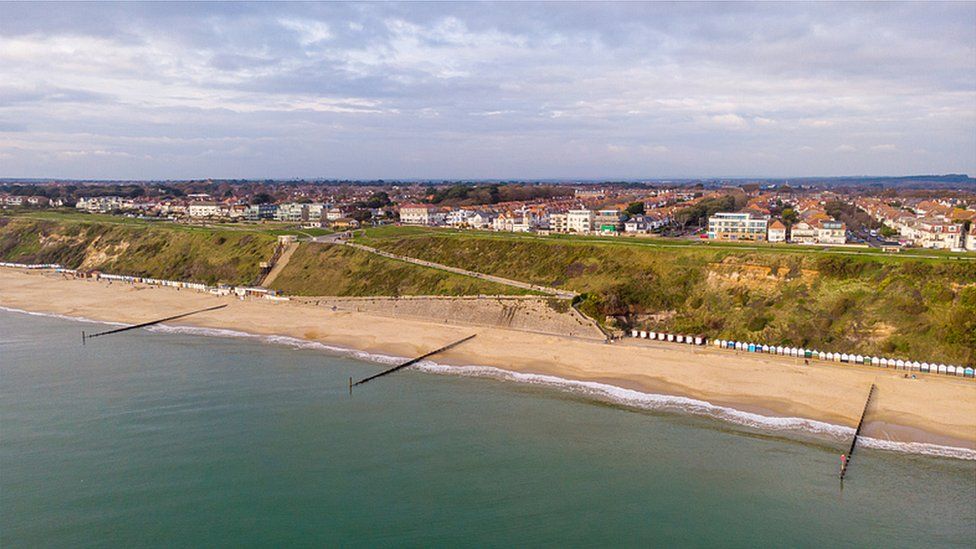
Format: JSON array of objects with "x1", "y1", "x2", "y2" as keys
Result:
[{"x1": 354, "y1": 227, "x2": 976, "y2": 366}]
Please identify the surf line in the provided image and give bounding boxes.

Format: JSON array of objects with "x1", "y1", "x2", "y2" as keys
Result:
[
  {"x1": 840, "y1": 383, "x2": 877, "y2": 481},
  {"x1": 81, "y1": 304, "x2": 228, "y2": 344},
  {"x1": 351, "y1": 334, "x2": 477, "y2": 391}
]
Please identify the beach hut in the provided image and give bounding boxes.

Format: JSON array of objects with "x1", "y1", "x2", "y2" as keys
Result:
[
  {"x1": 947, "y1": 365, "x2": 956, "y2": 376},
  {"x1": 733, "y1": 341, "x2": 741, "y2": 350},
  {"x1": 937, "y1": 364, "x2": 948, "y2": 374},
  {"x1": 792, "y1": 348, "x2": 800, "y2": 357},
  {"x1": 819, "y1": 352, "x2": 826, "y2": 360},
  {"x1": 676, "y1": 335, "x2": 684, "y2": 343},
  {"x1": 839, "y1": 353, "x2": 848, "y2": 363},
  {"x1": 686, "y1": 336, "x2": 695, "y2": 345},
  {"x1": 879, "y1": 357, "x2": 888, "y2": 367},
  {"x1": 920, "y1": 363, "x2": 930, "y2": 373},
  {"x1": 694, "y1": 336, "x2": 703, "y2": 346},
  {"x1": 772, "y1": 346, "x2": 780, "y2": 355},
  {"x1": 762, "y1": 345, "x2": 770, "y2": 353},
  {"x1": 911, "y1": 361, "x2": 921, "y2": 371},
  {"x1": 804, "y1": 349, "x2": 813, "y2": 359},
  {"x1": 964, "y1": 367, "x2": 974, "y2": 378},
  {"x1": 855, "y1": 355, "x2": 864, "y2": 364},
  {"x1": 747, "y1": 343, "x2": 755, "y2": 353},
  {"x1": 716, "y1": 339, "x2": 724, "y2": 348},
  {"x1": 667, "y1": 334, "x2": 674, "y2": 342},
  {"x1": 826, "y1": 352, "x2": 834, "y2": 361},
  {"x1": 632, "y1": 330, "x2": 639, "y2": 338},
  {"x1": 725, "y1": 341, "x2": 734, "y2": 349},
  {"x1": 896, "y1": 359, "x2": 906, "y2": 369},
  {"x1": 870, "y1": 357, "x2": 879, "y2": 366},
  {"x1": 834, "y1": 353, "x2": 842, "y2": 363}
]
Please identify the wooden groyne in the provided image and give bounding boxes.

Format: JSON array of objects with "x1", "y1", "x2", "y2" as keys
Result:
[
  {"x1": 82, "y1": 304, "x2": 228, "y2": 343},
  {"x1": 352, "y1": 334, "x2": 477, "y2": 387},
  {"x1": 840, "y1": 383, "x2": 876, "y2": 480}
]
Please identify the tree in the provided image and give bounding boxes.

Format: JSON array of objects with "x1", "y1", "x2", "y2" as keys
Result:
[
  {"x1": 625, "y1": 202, "x2": 645, "y2": 216},
  {"x1": 252, "y1": 193, "x2": 273, "y2": 204},
  {"x1": 781, "y1": 208, "x2": 799, "y2": 226}
]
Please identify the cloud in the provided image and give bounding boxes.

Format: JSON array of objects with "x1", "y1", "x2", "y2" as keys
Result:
[
  {"x1": 0, "y1": 2, "x2": 973, "y2": 178},
  {"x1": 870, "y1": 144, "x2": 897, "y2": 152}
]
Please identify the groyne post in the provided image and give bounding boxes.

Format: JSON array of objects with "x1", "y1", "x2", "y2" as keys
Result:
[
  {"x1": 840, "y1": 383, "x2": 876, "y2": 481},
  {"x1": 81, "y1": 304, "x2": 228, "y2": 343},
  {"x1": 352, "y1": 334, "x2": 477, "y2": 388}
]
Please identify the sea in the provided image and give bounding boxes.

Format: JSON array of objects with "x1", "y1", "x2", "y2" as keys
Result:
[{"x1": 1, "y1": 308, "x2": 974, "y2": 547}]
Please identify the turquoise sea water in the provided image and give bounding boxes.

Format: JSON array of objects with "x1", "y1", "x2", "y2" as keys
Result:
[{"x1": 1, "y1": 309, "x2": 974, "y2": 547}]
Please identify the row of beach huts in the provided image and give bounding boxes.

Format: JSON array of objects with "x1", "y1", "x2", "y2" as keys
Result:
[
  {"x1": 2, "y1": 262, "x2": 289, "y2": 301},
  {"x1": 629, "y1": 329, "x2": 975, "y2": 379}
]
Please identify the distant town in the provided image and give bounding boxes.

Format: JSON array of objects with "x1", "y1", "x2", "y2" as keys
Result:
[{"x1": 2, "y1": 177, "x2": 975, "y2": 251}]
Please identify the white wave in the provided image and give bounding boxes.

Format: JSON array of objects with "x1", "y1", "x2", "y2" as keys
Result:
[
  {"x1": 415, "y1": 363, "x2": 854, "y2": 441},
  {"x1": 0, "y1": 305, "x2": 126, "y2": 327},
  {"x1": 859, "y1": 437, "x2": 976, "y2": 461},
  {"x1": 3, "y1": 305, "x2": 973, "y2": 460}
]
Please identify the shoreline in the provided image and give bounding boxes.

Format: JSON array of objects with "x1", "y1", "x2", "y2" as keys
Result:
[{"x1": 2, "y1": 269, "x2": 975, "y2": 458}]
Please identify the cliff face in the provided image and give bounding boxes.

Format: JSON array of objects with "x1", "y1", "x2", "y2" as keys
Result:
[
  {"x1": 356, "y1": 231, "x2": 976, "y2": 366},
  {"x1": 0, "y1": 217, "x2": 276, "y2": 285}
]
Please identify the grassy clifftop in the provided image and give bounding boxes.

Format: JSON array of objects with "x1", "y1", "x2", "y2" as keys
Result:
[
  {"x1": 269, "y1": 242, "x2": 532, "y2": 297},
  {"x1": 0, "y1": 217, "x2": 276, "y2": 285},
  {"x1": 355, "y1": 229, "x2": 976, "y2": 365}
]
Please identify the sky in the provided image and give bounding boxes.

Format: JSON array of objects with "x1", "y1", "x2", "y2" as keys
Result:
[{"x1": 1, "y1": 1, "x2": 974, "y2": 180}]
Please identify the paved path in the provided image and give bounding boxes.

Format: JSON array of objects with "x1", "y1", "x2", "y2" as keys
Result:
[
  {"x1": 260, "y1": 242, "x2": 299, "y2": 286},
  {"x1": 343, "y1": 242, "x2": 576, "y2": 298}
]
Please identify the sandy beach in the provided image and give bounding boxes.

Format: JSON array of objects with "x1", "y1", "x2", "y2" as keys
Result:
[{"x1": 2, "y1": 268, "x2": 974, "y2": 450}]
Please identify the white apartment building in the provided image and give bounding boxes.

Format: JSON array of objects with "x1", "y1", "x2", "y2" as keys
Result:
[
  {"x1": 816, "y1": 220, "x2": 847, "y2": 245},
  {"x1": 399, "y1": 204, "x2": 438, "y2": 225},
  {"x1": 187, "y1": 202, "x2": 221, "y2": 218},
  {"x1": 913, "y1": 218, "x2": 963, "y2": 250},
  {"x1": 567, "y1": 209, "x2": 595, "y2": 233},
  {"x1": 275, "y1": 203, "x2": 308, "y2": 222},
  {"x1": 76, "y1": 196, "x2": 133, "y2": 213},
  {"x1": 549, "y1": 212, "x2": 568, "y2": 233},
  {"x1": 707, "y1": 212, "x2": 768, "y2": 241},
  {"x1": 789, "y1": 221, "x2": 816, "y2": 244}
]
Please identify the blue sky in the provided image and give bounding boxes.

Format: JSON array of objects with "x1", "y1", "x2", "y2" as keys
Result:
[{"x1": 1, "y1": 1, "x2": 974, "y2": 179}]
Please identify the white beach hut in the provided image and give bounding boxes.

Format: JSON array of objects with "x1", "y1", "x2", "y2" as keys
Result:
[
  {"x1": 789, "y1": 348, "x2": 798, "y2": 357},
  {"x1": 834, "y1": 353, "x2": 842, "y2": 363},
  {"x1": 871, "y1": 357, "x2": 879, "y2": 366},
  {"x1": 911, "y1": 361, "x2": 921, "y2": 371},
  {"x1": 631, "y1": 330, "x2": 639, "y2": 338},
  {"x1": 762, "y1": 345, "x2": 770, "y2": 353},
  {"x1": 667, "y1": 333, "x2": 674, "y2": 342},
  {"x1": 716, "y1": 339, "x2": 725, "y2": 348},
  {"x1": 676, "y1": 335, "x2": 684, "y2": 343},
  {"x1": 694, "y1": 336, "x2": 703, "y2": 345},
  {"x1": 938, "y1": 364, "x2": 948, "y2": 374},
  {"x1": 896, "y1": 359, "x2": 906, "y2": 369},
  {"x1": 855, "y1": 355, "x2": 864, "y2": 364},
  {"x1": 920, "y1": 363, "x2": 930, "y2": 373},
  {"x1": 947, "y1": 365, "x2": 956, "y2": 375},
  {"x1": 826, "y1": 352, "x2": 834, "y2": 361},
  {"x1": 819, "y1": 352, "x2": 827, "y2": 360},
  {"x1": 880, "y1": 358, "x2": 888, "y2": 367},
  {"x1": 957, "y1": 366, "x2": 966, "y2": 377}
]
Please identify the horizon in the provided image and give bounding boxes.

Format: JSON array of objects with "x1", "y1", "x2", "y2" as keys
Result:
[{"x1": 2, "y1": 2, "x2": 974, "y2": 179}]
